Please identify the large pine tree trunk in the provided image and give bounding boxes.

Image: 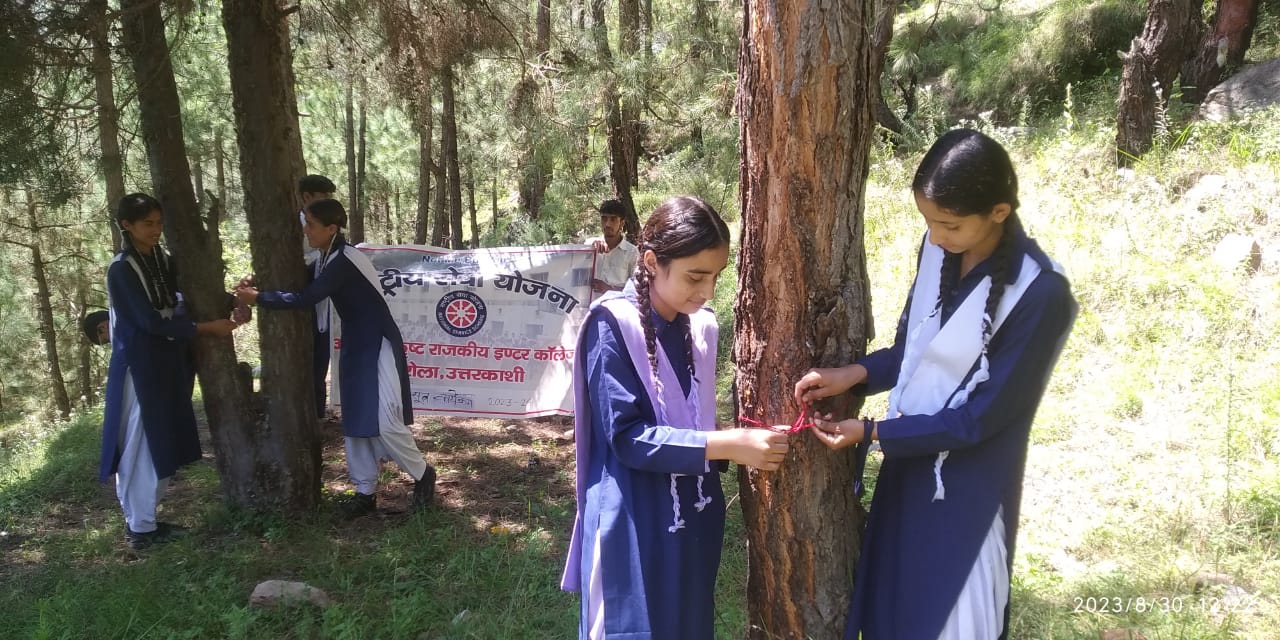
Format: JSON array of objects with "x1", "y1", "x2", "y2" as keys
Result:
[
  {"x1": 516, "y1": 0, "x2": 554, "y2": 221},
  {"x1": 1116, "y1": 0, "x2": 1199, "y2": 165},
  {"x1": 736, "y1": 0, "x2": 876, "y2": 636},
  {"x1": 1180, "y1": 0, "x2": 1260, "y2": 104},
  {"x1": 442, "y1": 65, "x2": 464, "y2": 249},
  {"x1": 221, "y1": 0, "x2": 321, "y2": 509},
  {"x1": 88, "y1": 0, "x2": 124, "y2": 250},
  {"x1": 351, "y1": 80, "x2": 368, "y2": 243},
  {"x1": 591, "y1": 0, "x2": 640, "y2": 242},
  {"x1": 432, "y1": 162, "x2": 448, "y2": 246}
]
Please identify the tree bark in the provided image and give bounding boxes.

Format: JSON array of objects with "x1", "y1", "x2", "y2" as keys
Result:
[
  {"x1": 1180, "y1": 0, "x2": 1260, "y2": 104},
  {"x1": 536, "y1": 0, "x2": 551, "y2": 56},
  {"x1": 345, "y1": 76, "x2": 358, "y2": 218},
  {"x1": 591, "y1": 0, "x2": 640, "y2": 242},
  {"x1": 88, "y1": 0, "x2": 124, "y2": 250},
  {"x1": 466, "y1": 165, "x2": 479, "y2": 247},
  {"x1": 1116, "y1": 0, "x2": 1200, "y2": 165},
  {"x1": 432, "y1": 161, "x2": 448, "y2": 246},
  {"x1": 75, "y1": 235, "x2": 95, "y2": 408},
  {"x1": 441, "y1": 65, "x2": 464, "y2": 249},
  {"x1": 619, "y1": 0, "x2": 642, "y2": 186},
  {"x1": 736, "y1": 0, "x2": 876, "y2": 636},
  {"x1": 26, "y1": 199, "x2": 72, "y2": 420},
  {"x1": 220, "y1": 0, "x2": 321, "y2": 510},
  {"x1": 415, "y1": 84, "x2": 433, "y2": 245}
]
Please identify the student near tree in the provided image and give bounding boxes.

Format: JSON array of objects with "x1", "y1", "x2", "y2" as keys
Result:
[
  {"x1": 794, "y1": 129, "x2": 1077, "y2": 639},
  {"x1": 236, "y1": 198, "x2": 436, "y2": 517},
  {"x1": 298, "y1": 174, "x2": 338, "y2": 418},
  {"x1": 100, "y1": 193, "x2": 241, "y2": 549},
  {"x1": 562, "y1": 195, "x2": 792, "y2": 639}
]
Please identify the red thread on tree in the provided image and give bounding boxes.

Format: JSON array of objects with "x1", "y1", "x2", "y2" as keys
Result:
[{"x1": 738, "y1": 406, "x2": 815, "y2": 434}]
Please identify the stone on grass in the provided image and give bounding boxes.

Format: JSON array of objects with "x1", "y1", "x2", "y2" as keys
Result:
[{"x1": 249, "y1": 580, "x2": 333, "y2": 609}]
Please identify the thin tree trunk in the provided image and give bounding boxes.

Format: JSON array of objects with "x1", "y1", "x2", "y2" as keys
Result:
[
  {"x1": 415, "y1": 83, "x2": 433, "y2": 245},
  {"x1": 215, "y1": 129, "x2": 227, "y2": 215},
  {"x1": 736, "y1": 0, "x2": 876, "y2": 635},
  {"x1": 467, "y1": 166, "x2": 479, "y2": 247},
  {"x1": 393, "y1": 189, "x2": 401, "y2": 244},
  {"x1": 491, "y1": 174, "x2": 499, "y2": 232},
  {"x1": 352, "y1": 80, "x2": 368, "y2": 243},
  {"x1": 442, "y1": 65, "x2": 464, "y2": 249},
  {"x1": 89, "y1": 0, "x2": 124, "y2": 250},
  {"x1": 536, "y1": 0, "x2": 551, "y2": 56},
  {"x1": 619, "y1": 0, "x2": 642, "y2": 186},
  {"x1": 221, "y1": 0, "x2": 322, "y2": 510},
  {"x1": 345, "y1": 77, "x2": 357, "y2": 217},
  {"x1": 431, "y1": 163, "x2": 447, "y2": 246},
  {"x1": 1181, "y1": 0, "x2": 1260, "y2": 104},
  {"x1": 27, "y1": 199, "x2": 72, "y2": 420},
  {"x1": 75, "y1": 234, "x2": 95, "y2": 407},
  {"x1": 591, "y1": 0, "x2": 640, "y2": 242}
]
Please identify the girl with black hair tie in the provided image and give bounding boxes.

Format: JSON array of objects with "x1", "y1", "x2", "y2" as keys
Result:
[
  {"x1": 101, "y1": 193, "x2": 239, "y2": 549},
  {"x1": 561, "y1": 195, "x2": 792, "y2": 639},
  {"x1": 235, "y1": 198, "x2": 437, "y2": 518},
  {"x1": 793, "y1": 129, "x2": 1078, "y2": 640}
]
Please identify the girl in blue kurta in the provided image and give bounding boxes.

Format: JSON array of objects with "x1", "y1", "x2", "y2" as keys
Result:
[
  {"x1": 102, "y1": 193, "x2": 239, "y2": 549},
  {"x1": 236, "y1": 198, "x2": 436, "y2": 517},
  {"x1": 795, "y1": 129, "x2": 1077, "y2": 640},
  {"x1": 562, "y1": 196, "x2": 792, "y2": 639}
]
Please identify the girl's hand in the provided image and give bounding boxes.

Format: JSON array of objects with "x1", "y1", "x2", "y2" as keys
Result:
[
  {"x1": 708, "y1": 429, "x2": 790, "y2": 471},
  {"x1": 793, "y1": 365, "x2": 866, "y2": 405},
  {"x1": 198, "y1": 319, "x2": 238, "y2": 337},
  {"x1": 810, "y1": 413, "x2": 873, "y2": 451},
  {"x1": 230, "y1": 300, "x2": 252, "y2": 325},
  {"x1": 234, "y1": 286, "x2": 259, "y2": 306}
]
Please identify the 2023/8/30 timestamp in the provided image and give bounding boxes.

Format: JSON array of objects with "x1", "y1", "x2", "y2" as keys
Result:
[{"x1": 1073, "y1": 595, "x2": 1255, "y2": 615}]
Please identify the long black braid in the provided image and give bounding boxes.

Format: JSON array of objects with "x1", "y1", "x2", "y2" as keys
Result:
[
  {"x1": 634, "y1": 262, "x2": 663, "y2": 391},
  {"x1": 979, "y1": 213, "x2": 1022, "y2": 345}
]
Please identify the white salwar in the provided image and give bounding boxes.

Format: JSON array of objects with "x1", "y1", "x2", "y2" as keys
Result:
[
  {"x1": 343, "y1": 338, "x2": 428, "y2": 494},
  {"x1": 114, "y1": 371, "x2": 170, "y2": 534},
  {"x1": 938, "y1": 506, "x2": 1010, "y2": 639}
]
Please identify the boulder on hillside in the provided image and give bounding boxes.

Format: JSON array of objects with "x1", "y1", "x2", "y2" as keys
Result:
[{"x1": 1199, "y1": 58, "x2": 1280, "y2": 122}]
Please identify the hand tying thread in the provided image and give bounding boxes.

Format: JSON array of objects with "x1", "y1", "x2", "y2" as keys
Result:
[{"x1": 737, "y1": 406, "x2": 815, "y2": 434}]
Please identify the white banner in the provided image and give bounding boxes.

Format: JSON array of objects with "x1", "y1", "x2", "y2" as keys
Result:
[{"x1": 330, "y1": 244, "x2": 596, "y2": 418}]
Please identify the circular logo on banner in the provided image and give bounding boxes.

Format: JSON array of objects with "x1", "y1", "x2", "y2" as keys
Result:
[{"x1": 436, "y1": 291, "x2": 487, "y2": 337}]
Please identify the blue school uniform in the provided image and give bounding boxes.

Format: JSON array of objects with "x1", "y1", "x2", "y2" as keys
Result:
[
  {"x1": 564, "y1": 287, "x2": 724, "y2": 640},
  {"x1": 256, "y1": 237, "x2": 412, "y2": 437},
  {"x1": 845, "y1": 229, "x2": 1076, "y2": 639},
  {"x1": 99, "y1": 252, "x2": 201, "y2": 482}
]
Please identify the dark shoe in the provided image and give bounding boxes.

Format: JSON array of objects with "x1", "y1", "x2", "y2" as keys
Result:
[
  {"x1": 412, "y1": 465, "x2": 437, "y2": 511},
  {"x1": 337, "y1": 492, "x2": 377, "y2": 519},
  {"x1": 124, "y1": 522, "x2": 188, "y2": 549}
]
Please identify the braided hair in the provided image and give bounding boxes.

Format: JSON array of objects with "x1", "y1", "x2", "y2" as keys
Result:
[
  {"x1": 913, "y1": 128, "x2": 1021, "y2": 345},
  {"x1": 116, "y1": 193, "x2": 178, "y2": 310},
  {"x1": 633, "y1": 196, "x2": 731, "y2": 391}
]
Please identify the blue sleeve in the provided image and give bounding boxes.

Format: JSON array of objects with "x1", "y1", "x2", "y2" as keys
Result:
[
  {"x1": 877, "y1": 273, "x2": 1077, "y2": 458},
  {"x1": 107, "y1": 261, "x2": 197, "y2": 340},
  {"x1": 257, "y1": 255, "x2": 348, "y2": 310},
  {"x1": 585, "y1": 312, "x2": 710, "y2": 475}
]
